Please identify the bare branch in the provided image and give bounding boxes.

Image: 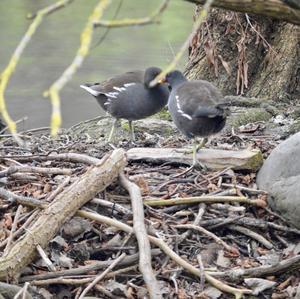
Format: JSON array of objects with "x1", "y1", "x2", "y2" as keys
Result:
[
  {"x1": 78, "y1": 253, "x2": 126, "y2": 298},
  {"x1": 120, "y1": 172, "x2": 162, "y2": 299},
  {"x1": 0, "y1": 0, "x2": 74, "y2": 144},
  {"x1": 150, "y1": 0, "x2": 215, "y2": 87},
  {"x1": 44, "y1": 0, "x2": 111, "y2": 136},
  {"x1": 94, "y1": 0, "x2": 170, "y2": 28}
]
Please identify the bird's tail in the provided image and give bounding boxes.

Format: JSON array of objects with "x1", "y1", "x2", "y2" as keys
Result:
[
  {"x1": 80, "y1": 84, "x2": 101, "y2": 97},
  {"x1": 192, "y1": 102, "x2": 230, "y2": 118}
]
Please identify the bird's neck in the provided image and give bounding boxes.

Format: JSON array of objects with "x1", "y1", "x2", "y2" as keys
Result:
[{"x1": 170, "y1": 76, "x2": 187, "y2": 89}]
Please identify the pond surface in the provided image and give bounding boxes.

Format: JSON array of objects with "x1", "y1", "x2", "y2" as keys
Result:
[{"x1": 0, "y1": 0, "x2": 193, "y2": 130}]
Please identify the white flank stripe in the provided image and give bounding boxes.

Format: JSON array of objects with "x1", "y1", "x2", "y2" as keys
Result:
[
  {"x1": 105, "y1": 91, "x2": 119, "y2": 98},
  {"x1": 175, "y1": 94, "x2": 192, "y2": 120},
  {"x1": 181, "y1": 113, "x2": 193, "y2": 120},
  {"x1": 124, "y1": 82, "x2": 136, "y2": 87},
  {"x1": 113, "y1": 86, "x2": 126, "y2": 92}
]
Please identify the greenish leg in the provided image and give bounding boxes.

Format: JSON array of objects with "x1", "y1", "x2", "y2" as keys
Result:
[
  {"x1": 128, "y1": 120, "x2": 135, "y2": 142},
  {"x1": 107, "y1": 118, "x2": 119, "y2": 143},
  {"x1": 192, "y1": 137, "x2": 208, "y2": 168}
]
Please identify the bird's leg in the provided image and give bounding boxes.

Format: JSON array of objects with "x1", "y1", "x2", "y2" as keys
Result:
[
  {"x1": 107, "y1": 118, "x2": 119, "y2": 143},
  {"x1": 128, "y1": 120, "x2": 135, "y2": 142},
  {"x1": 192, "y1": 137, "x2": 208, "y2": 169},
  {"x1": 196, "y1": 137, "x2": 208, "y2": 152}
]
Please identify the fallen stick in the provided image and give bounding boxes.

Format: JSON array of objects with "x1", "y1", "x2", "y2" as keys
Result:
[
  {"x1": 20, "y1": 250, "x2": 160, "y2": 283},
  {"x1": 120, "y1": 172, "x2": 162, "y2": 299},
  {"x1": 209, "y1": 255, "x2": 300, "y2": 282},
  {"x1": 144, "y1": 195, "x2": 266, "y2": 207},
  {"x1": 228, "y1": 225, "x2": 274, "y2": 249},
  {"x1": 0, "y1": 165, "x2": 72, "y2": 178},
  {"x1": 127, "y1": 147, "x2": 263, "y2": 171},
  {"x1": 27, "y1": 266, "x2": 138, "y2": 287},
  {"x1": 78, "y1": 253, "x2": 126, "y2": 299},
  {"x1": 0, "y1": 149, "x2": 126, "y2": 281},
  {"x1": 175, "y1": 224, "x2": 237, "y2": 253}
]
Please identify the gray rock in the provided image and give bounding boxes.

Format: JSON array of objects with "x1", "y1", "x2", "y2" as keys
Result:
[
  {"x1": 269, "y1": 176, "x2": 300, "y2": 228},
  {"x1": 257, "y1": 132, "x2": 300, "y2": 228}
]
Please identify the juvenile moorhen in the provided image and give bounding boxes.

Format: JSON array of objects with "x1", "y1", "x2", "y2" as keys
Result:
[
  {"x1": 80, "y1": 67, "x2": 169, "y2": 142},
  {"x1": 165, "y1": 70, "x2": 230, "y2": 167}
]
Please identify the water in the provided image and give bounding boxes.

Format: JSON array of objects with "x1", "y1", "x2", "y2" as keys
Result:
[{"x1": 0, "y1": 0, "x2": 193, "y2": 130}]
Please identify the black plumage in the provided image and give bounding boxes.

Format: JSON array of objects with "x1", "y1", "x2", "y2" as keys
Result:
[
  {"x1": 165, "y1": 70, "x2": 230, "y2": 166},
  {"x1": 80, "y1": 67, "x2": 169, "y2": 142}
]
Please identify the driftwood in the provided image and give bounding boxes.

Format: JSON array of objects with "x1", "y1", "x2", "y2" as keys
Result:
[
  {"x1": 0, "y1": 149, "x2": 126, "y2": 281},
  {"x1": 127, "y1": 147, "x2": 263, "y2": 171},
  {"x1": 185, "y1": 0, "x2": 300, "y2": 25}
]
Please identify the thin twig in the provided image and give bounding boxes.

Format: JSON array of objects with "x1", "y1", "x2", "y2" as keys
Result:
[
  {"x1": 228, "y1": 225, "x2": 273, "y2": 249},
  {"x1": 0, "y1": 0, "x2": 73, "y2": 144},
  {"x1": 178, "y1": 203, "x2": 206, "y2": 242},
  {"x1": 78, "y1": 253, "x2": 126, "y2": 299},
  {"x1": 0, "y1": 152, "x2": 101, "y2": 165},
  {"x1": 0, "y1": 165, "x2": 72, "y2": 178},
  {"x1": 175, "y1": 224, "x2": 237, "y2": 253},
  {"x1": 144, "y1": 195, "x2": 266, "y2": 207},
  {"x1": 44, "y1": 0, "x2": 111, "y2": 136},
  {"x1": 3, "y1": 205, "x2": 23, "y2": 256},
  {"x1": 94, "y1": 0, "x2": 170, "y2": 27},
  {"x1": 0, "y1": 210, "x2": 39, "y2": 249},
  {"x1": 36, "y1": 245, "x2": 56, "y2": 272},
  {"x1": 21, "y1": 250, "x2": 160, "y2": 282},
  {"x1": 222, "y1": 183, "x2": 267, "y2": 195},
  {"x1": 13, "y1": 282, "x2": 30, "y2": 299},
  {"x1": 91, "y1": 197, "x2": 132, "y2": 215},
  {"x1": 149, "y1": 0, "x2": 214, "y2": 86},
  {"x1": 210, "y1": 255, "x2": 300, "y2": 281},
  {"x1": 197, "y1": 254, "x2": 205, "y2": 291},
  {"x1": 46, "y1": 177, "x2": 70, "y2": 202}
]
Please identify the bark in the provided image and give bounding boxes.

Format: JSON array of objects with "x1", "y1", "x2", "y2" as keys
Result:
[
  {"x1": 0, "y1": 149, "x2": 126, "y2": 281},
  {"x1": 185, "y1": 8, "x2": 300, "y2": 101},
  {"x1": 184, "y1": 0, "x2": 300, "y2": 25}
]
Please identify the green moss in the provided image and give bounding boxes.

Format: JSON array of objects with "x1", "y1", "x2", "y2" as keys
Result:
[
  {"x1": 287, "y1": 120, "x2": 300, "y2": 135},
  {"x1": 121, "y1": 121, "x2": 130, "y2": 131},
  {"x1": 242, "y1": 149, "x2": 264, "y2": 171},
  {"x1": 156, "y1": 108, "x2": 172, "y2": 121},
  {"x1": 291, "y1": 108, "x2": 300, "y2": 119},
  {"x1": 230, "y1": 108, "x2": 272, "y2": 127}
]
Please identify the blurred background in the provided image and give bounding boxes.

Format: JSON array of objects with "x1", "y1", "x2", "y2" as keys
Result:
[{"x1": 0, "y1": 0, "x2": 193, "y2": 130}]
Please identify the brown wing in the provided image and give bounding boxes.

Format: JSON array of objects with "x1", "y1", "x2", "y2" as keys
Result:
[{"x1": 87, "y1": 70, "x2": 144, "y2": 94}]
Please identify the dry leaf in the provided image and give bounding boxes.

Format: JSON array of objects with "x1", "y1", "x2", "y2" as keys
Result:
[{"x1": 218, "y1": 55, "x2": 232, "y2": 75}]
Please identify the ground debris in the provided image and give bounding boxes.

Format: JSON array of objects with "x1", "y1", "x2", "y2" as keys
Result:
[{"x1": 0, "y1": 121, "x2": 299, "y2": 298}]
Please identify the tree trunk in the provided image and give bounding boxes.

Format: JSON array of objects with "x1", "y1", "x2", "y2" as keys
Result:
[
  {"x1": 184, "y1": 0, "x2": 300, "y2": 25},
  {"x1": 185, "y1": 7, "x2": 300, "y2": 101}
]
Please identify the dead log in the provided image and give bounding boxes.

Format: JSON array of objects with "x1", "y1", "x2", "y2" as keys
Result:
[
  {"x1": 184, "y1": 0, "x2": 300, "y2": 25},
  {"x1": 127, "y1": 147, "x2": 263, "y2": 171},
  {"x1": 0, "y1": 149, "x2": 126, "y2": 281}
]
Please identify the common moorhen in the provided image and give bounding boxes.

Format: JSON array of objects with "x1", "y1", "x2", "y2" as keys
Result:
[
  {"x1": 80, "y1": 67, "x2": 169, "y2": 142},
  {"x1": 164, "y1": 70, "x2": 230, "y2": 166}
]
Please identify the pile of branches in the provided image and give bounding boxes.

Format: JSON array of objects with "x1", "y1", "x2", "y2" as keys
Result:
[{"x1": 0, "y1": 127, "x2": 299, "y2": 299}]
